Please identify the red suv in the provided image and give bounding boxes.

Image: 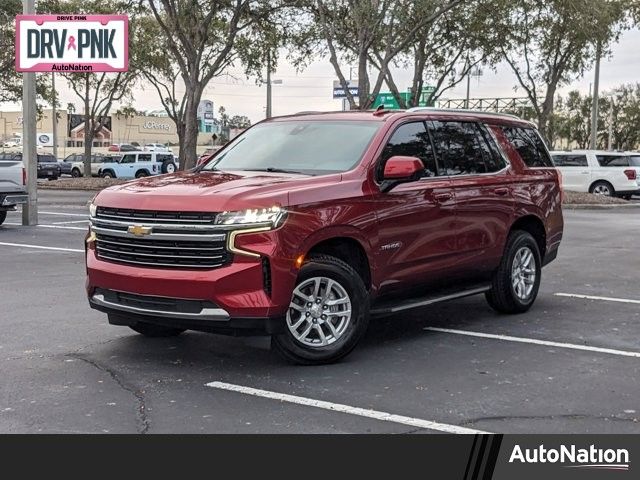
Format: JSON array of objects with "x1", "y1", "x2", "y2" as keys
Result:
[{"x1": 86, "y1": 109, "x2": 563, "y2": 364}]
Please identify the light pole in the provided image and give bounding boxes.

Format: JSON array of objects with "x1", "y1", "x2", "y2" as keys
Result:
[
  {"x1": 262, "y1": 51, "x2": 282, "y2": 119},
  {"x1": 22, "y1": 0, "x2": 37, "y2": 226},
  {"x1": 465, "y1": 65, "x2": 483, "y2": 110},
  {"x1": 590, "y1": 40, "x2": 602, "y2": 150},
  {"x1": 51, "y1": 73, "x2": 58, "y2": 160}
]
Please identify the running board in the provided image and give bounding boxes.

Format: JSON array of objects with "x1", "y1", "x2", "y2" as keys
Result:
[{"x1": 371, "y1": 285, "x2": 491, "y2": 316}]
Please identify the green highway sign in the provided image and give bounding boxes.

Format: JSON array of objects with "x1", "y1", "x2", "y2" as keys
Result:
[{"x1": 372, "y1": 86, "x2": 436, "y2": 109}]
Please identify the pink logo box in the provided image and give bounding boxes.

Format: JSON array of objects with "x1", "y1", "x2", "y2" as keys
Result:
[{"x1": 15, "y1": 14, "x2": 129, "y2": 72}]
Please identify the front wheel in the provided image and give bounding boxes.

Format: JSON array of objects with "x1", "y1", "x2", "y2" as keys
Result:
[
  {"x1": 272, "y1": 254, "x2": 370, "y2": 365},
  {"x1": 71, "y1": 168, "x2": 81, "y2": 178},
  {"x1": 135, "y1": 170, "x2": 149, "y2": 178},
  {"x1": 101, "y1": 171, "x2": 114, "y2": 178},
  {"x1": 485, "y1": 230, "x2": 542, "y2": 314}
]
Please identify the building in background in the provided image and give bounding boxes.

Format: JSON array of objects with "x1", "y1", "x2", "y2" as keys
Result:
[{"x1": 197, "y1": 99, "x2": 217, "y2": 134}]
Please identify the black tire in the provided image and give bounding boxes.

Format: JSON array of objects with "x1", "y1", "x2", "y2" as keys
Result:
[
  {"x1": 622, "y1": 194, "x2": 632, "y2": 201},
  {"x1": 589, "y1": 180, "x2": 614, "y2": 197},
  {"x1": 161, "y1": 160, "x2": 177, "y2": 174},
  {"x1": 135, "y1": 170, "x2": 149, "y2": 178},
  {"x1": 101, "y1": 170, "x2": 115, "y2": 178},
  {"x1": 71, "y1": 168, "x2": 82, "y2": 178},
  {"x1": 485, "y1": 230, "x2": 542, "y2": 314},
  {"x1": 0, "y1": 210, "x2": 6, "y2": 225},
  {"x1": 272, "y1": 254, "x2": 370, "y2": 365},
  {"x1": 129, "y1": 322, "x2": 185, "y2": 337}
]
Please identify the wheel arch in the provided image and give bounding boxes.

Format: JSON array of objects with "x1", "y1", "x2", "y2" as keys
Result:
[
  {"x1": 509, "y1": 214, "x2": 546, "y2": 258},
  {"x1": 589, "y1": 179, "x2": 614, "y2": 194},
  {"x1": 305, "y1": 235, "x2": 372, "y2": 291}
]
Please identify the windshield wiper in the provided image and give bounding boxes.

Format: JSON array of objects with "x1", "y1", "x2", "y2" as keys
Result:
[{"x1": 241, "y1": 167, "x2": 309, "y2": 175}]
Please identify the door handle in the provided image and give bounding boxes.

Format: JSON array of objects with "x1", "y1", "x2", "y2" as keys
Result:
[
  {"x1": 493, "y1": 187, "x2": 509, "y2": 196},
  {"x1": 434, "y1": 192, "x2": 453, "y2": 202}
]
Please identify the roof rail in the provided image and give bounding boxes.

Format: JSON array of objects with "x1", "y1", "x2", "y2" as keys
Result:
[{"x1": 405, "y1": 107, "x2": 522, "y2": 120}]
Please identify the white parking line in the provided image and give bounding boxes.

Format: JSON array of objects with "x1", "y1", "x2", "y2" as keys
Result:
[
  {"x1": 0, "y1": 241, "x2": 83, "y2": 253},
  {"x1": 206, "y1": 381, "x2": 488, "y2": 434},
  {"x1": 51, "y1": 220, "x2": 90, "y2": 224},
  {"x1": 425, "y1": 327, "x2": 640, "y2": 358},
  {"x1": 38, "y1": 211, "x2": 88, "y2": 217},
  {"x1": 555, "y1": 293, "x2": 640, "y2": 305},
  {"x1": 4, "y1": 222, "x2": 87, "y2": 231}
]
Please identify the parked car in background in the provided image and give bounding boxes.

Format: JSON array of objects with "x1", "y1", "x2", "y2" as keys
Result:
[
  {"x1": 99, "y1": 151, "x2": 177, "y2": 179},
  {"x1": 551, "y1": 150, "x2": 640, "y2": 199},
  {"x1": 144, "y1": 143, "x2": 173, "y2": 153},
  {"x1": 0, "y1": 151, "x2": 27, "y2": 225},
  {"x1": 108, "y1": 143, "x2": 138, "y2": 152},
  {"x1": 87, "y1": 109, "x2": 563, "y2": 364},
  {"x1": 3, "y1": 138, "x2": 21, "y2": 148},
  {"x1": 0, "y1": 152, "x2": 60, "y2": 180},
  {"x1": 60, "y1": 154, "x2": 109, "y2": 177}
]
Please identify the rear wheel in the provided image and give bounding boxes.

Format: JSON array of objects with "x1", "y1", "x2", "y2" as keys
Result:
[
  {"x1": 0, "y1": 211, "x2": 6, "y2": 225},
  {"x1": 130, "y1": 322, "x2": 185, "y2": 337},
  {"x1": 272, "y1": 254, "x2": 369, "y2": 365},
  {"x1": 485, "y1": 230, "x2": 541, "y2": 314},
  {"x1": 590, "y1": 181, "x2": 614, "y2": 197}
]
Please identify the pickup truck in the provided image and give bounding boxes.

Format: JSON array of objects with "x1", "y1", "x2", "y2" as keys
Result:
[
  {"x1": 0, "y1": 152, "x2": 60, "y2": 180},
  {"x1": 0, "y1": 153, "x2": 28, "y2": 225}
]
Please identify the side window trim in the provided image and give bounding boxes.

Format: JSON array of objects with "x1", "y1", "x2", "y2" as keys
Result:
[{"x1": 427, "y1": 120, "x2": 510, "y2": 178}]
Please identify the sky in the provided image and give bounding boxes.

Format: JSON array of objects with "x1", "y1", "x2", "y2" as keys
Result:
[{"x1": 3, "y1": 28, "x2": 640, "y2": 123}]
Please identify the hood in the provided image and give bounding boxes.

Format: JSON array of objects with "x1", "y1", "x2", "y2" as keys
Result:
[{"x1": 94, "y1": 170, "x2": 331, "y2": 212}]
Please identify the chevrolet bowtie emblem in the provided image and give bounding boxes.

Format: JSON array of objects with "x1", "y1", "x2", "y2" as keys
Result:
[{"x1": 128, "y1": 225, "x2": 152, "y2": 236}]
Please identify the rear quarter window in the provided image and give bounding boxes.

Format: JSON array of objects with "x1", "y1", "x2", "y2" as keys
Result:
[
  {"x1": 502, "y1": 126, "x2": 554, "y2": 168},
  {"x1": 596, "y1": 155, "x2": 630, "y2": 167}
]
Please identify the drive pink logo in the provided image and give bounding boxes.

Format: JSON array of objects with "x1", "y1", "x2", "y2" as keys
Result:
[{"x1": 15, "y1": 14, "x2": 128, "y2": 72}]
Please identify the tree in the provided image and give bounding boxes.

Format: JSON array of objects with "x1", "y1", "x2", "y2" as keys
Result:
[
  {"x1": 380, "y1": 0, "x2": 503, "y2": 108},
  {"x1": 296, "y1": 0, "x2": 462, "y2": 110},
  {"x1": 495, "y1": 0, "x2": 632, "y2": 140},
  {"x1": 228, "y1": 115, "x2": 252, "y2": 129},
  {"x1": 142, "y1": 0, "x2": 288, "y2": 170},
  {"x1": 39, "y1": 0, "x2": 140, "y2": 176}
]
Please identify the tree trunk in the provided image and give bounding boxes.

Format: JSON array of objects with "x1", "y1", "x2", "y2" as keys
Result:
[
  {"x1": 180, "y1": 84, "x2": 204, "y2": 170},
  {"x1": 83, "y1": 76, "x2": 92, "y2": 178}
]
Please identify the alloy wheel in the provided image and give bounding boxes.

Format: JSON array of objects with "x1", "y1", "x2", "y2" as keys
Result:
[
  {"x1": 286, "y1": 276, "x2": 352, "y2": 347},
  {"x1": 511, "y1": 246, "x2": 536, "y2": 300}
]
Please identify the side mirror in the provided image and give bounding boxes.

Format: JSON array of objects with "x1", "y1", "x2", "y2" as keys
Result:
[{"x1": 381, "y1": 156, "x2": 424, "y2": 192}]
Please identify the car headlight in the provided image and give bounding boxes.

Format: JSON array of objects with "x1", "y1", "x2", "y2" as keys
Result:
[
  {"x1": 216, "y1": 206, "x2": 285, "y2": 227},
  {"x1": 89, "y1": 202, "x2": 97, "y2": 218}
]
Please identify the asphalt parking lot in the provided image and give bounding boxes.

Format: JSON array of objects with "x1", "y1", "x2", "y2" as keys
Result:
[{"x1": 1, "y1": 191, "x2": 639, "y2": 434}]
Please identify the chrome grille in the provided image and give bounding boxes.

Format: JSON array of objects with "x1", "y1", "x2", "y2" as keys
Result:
[{"x1": 91, "y1": 207, "x2": 231, "y2": 269}]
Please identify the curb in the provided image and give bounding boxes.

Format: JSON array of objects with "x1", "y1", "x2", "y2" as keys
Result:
[{"x1": 563, "y1": 203, "x2": 640, "y2": 210}]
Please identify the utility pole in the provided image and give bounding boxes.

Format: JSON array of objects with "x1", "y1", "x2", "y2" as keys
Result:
[
  {"x1": 590, "y1": 40, "x2": 602, "y2": 150},
  {"x1": 51, "y1": 73, "x2": 58, "y2": 160},
  {"x1": 465, "y1": 74, "x2": 471, "y2": 109},
  {"x1": 607, "y1": 97, "x2": 614, "y2": 151},
  {"x1": 266, "y1": 50, "x2": 272, "y2": 119},
  {"x1": 22, "y1": 0, "x2": 38, "y2": 226}
]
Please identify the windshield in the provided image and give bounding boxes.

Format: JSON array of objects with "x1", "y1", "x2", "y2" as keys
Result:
[{"x1": 203, "y1": 120, "x2": 381, "y2": 175}]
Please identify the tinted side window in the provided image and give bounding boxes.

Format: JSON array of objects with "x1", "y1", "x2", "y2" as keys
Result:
[
  {"x1": 552, "y1": 154, "x2": 588, "y2": 167},
  {"x1": 629, "y1": 156, "x2": 640, "y2": 167},
  {"x1": 476, "y1": 124, "x2": 507, "y2": 172},
  {"x1": 502, "y1": 127, "x2": 554, "y2": 167},
  {"x1": 596, "y1": 155, "x2": 630, "y2": 167},
  {"x1": 430, "y1": 121, "x2": 487, "y2": 176},
  {"x1": 120, "y1": 154, "x2": 136, "y2": 164},
  {"x1": 138, "y1": 154, "x2": 152, "y2": 162},
  {"x1": 381, "y1": 122, "x2": 437, "y2": 177},
  {"x1": 157, "y1": 154, "x2": 173, "y2": 162}
]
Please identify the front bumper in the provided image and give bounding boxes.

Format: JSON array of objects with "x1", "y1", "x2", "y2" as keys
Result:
[{"x1": 89, "y1": 288, "x2": 284, "y2": 335}]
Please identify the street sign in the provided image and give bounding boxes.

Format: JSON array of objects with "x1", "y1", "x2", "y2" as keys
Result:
[
  {"x1": 372, "y1": 86, "x2": 437, "y2": 110},
  {"x1": 15, "y1": 15, "x2": 128, "y2": 72},
  {"x1": 333, "y1": 80, "x2": 359, "y2": 99}
]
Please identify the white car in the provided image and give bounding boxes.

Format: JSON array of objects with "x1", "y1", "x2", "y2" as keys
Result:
[
  {"x1": 550, "y1": 150, "x2": 640, "y2": 199},
  {"x1": 144, "y1": 143, "x2": 172, "y2": 153},
  {"x1": 99, "y1": 151, "x2": 177, "y2": 179},
  {"x1": 3, "y1": 139, "x2": 21, "y2": 148}
]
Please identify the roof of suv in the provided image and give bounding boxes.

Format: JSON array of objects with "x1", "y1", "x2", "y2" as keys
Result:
[{"x1": 269, "y1": 108, "x2": 534, "y2": 127}]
